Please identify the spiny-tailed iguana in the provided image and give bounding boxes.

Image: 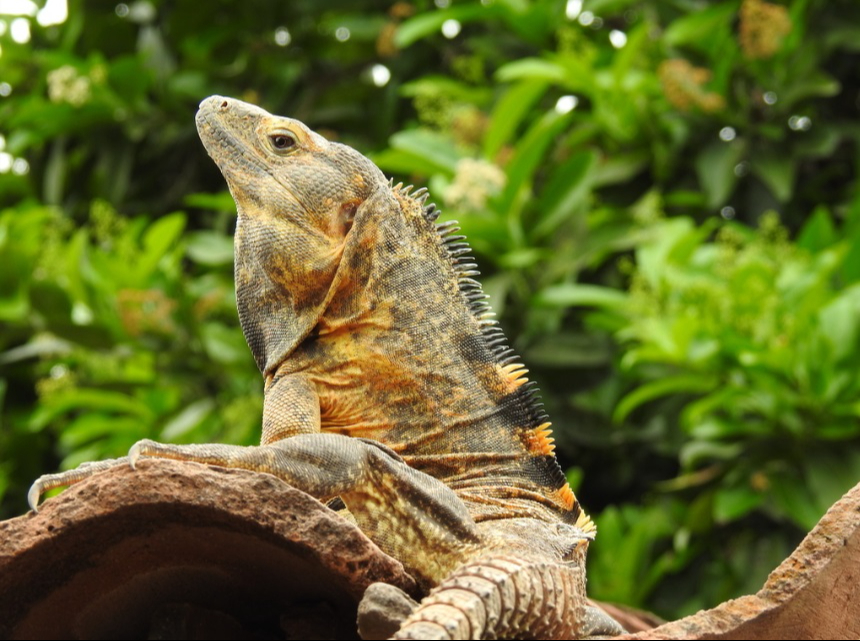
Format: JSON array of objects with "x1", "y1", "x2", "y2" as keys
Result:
[{"x1": 30, "y1": 96, "x2": 623, "y2": 640}]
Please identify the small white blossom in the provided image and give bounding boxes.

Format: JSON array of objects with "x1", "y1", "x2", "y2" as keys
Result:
[
  {"x1": 444, "y1": 158, "x2": 506, "y2": 211},
  {"x1": 47, "y1": 65, "x2": 91, "y2": 106}
]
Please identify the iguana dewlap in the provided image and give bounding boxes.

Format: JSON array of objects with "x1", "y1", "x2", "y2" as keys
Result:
[{"x1": 29, "y1": 96, "x2": 623, "y2": 640}]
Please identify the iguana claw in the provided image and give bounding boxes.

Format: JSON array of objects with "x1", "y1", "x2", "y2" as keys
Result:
[
  {"x1": 26, "y1": 457, "x2": 130, "y2": 512},
  {"x1": 27, "y1": 480, "x2": 43, "y2": 513},
  {"x1": 128, "y1": 440, "x2": 143, "y2": 469}
]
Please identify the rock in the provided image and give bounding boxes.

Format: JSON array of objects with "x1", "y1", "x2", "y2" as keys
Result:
[
  {"x1": 357, "y1": 582, "x2": 420, "y2": 640},
  {"x1": 0, "y1": 459, "x2": 417, "y2": 639},
  {"x1": 2, "y1": 461, "x2": 857, "y2": 639},
  {"x1": 618, "y1": 481, "x2": 860, "y2": 640}
]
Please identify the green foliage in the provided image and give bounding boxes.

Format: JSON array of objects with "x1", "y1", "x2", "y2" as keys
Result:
[
  {"x1": 580, "y1": 212, "x2": 860, "y2": 612},
  {"x1": 1, "y1": 0, "x2": 858, "y2": 620},
  {"x1": 0, "y1": 199, "x2": 260, "y2": 506}
]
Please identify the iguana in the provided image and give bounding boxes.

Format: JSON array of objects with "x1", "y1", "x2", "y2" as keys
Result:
[{"x1": 30, "y1": 96, "x2": 623, "y2": 640}]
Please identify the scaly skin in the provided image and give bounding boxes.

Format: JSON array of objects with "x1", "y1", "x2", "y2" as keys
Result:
[{"x1": 29, "y1": 96, "x2": 623, "y2": 639}]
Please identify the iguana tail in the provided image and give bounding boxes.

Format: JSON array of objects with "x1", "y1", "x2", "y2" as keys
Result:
[{"x1": 391, "y1": 554, "x2": 621, "y2": 640}]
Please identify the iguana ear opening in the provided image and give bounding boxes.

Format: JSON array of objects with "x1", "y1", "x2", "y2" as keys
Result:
[{"x1": 338, "y1": 201, "x2": 358, "y2": 236}]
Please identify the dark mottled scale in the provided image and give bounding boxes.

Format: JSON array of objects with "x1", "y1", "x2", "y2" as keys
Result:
[
  {"x1": 342, "y1": 186, "x2": 585, "y2": 523},
  {"x1": 448, "y1": 241, "x2": 575, "y2": 511}
]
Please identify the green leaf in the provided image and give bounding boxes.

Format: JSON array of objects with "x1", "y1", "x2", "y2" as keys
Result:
[
  {"x1": 395, "y1": 6, "x2": 491, "y2": 47},
  {"x1": 29, "y1": 389, "x2": 153, "y2": 431},
  {"x1": 751, "y1": 153, "x2": 795, "y2": 203},
  {"x1": 59, "y1": 415, "x2": 141, "y2": 450},
  {"x1": 160, "y1": 399, "x2": 216, "y2": 440},
  {"x1": 678, "y1": 440, "x2": 743, "y2": 468},
  {"x1": 769, "y1": 471, "x2": 824, "y2": 530},
  {"x1": 841, "y1": 224, "x2": 860, "y2": 284},
  {"x1": 586, "y1": 0, "x2": 643, "y2": 17},
  {"x1": 498, "y1": 248, "x2": 544, "y2": 269},
  {"x1": 526, "y1": 332, "x2": 612, "y2": 367},
  {"x1": 0, "y1": 336, "x2": 72, "y2": 366},
  {"x1": 499, "y1": 110, "x2": 570, "y2": 215},
  {"x1": 664, "y1": 190, "x2": 707, "y2": 208},
  {"x1": 780, "y1": 71, "x2": 841, "y2": 108},
  {"x1": 663, "y1": 2, "x2": 738, "y2": 49},
  {"x1": 797, "y1": 206, "x2": 836, "y2": 251},
  {"x1": 534, "y1": 284, "x2": 628, "y2": 309},
  {"x1": 532, "y1": 150, "x2": 597, "y2": 239},
  {"x1": 591, "y1": 152, "x2": 648, "y2": 188},
  {"x1": 818, "y1": 285, "x2": 860, "y2": 361},
  {"x1": 805, "y1": 449, "x2": 860, "y2": 518},
  {"x1": 384, "y1": 129, "x2": 461, "y2": 176},
  {"x1": 495, "y1": 57, "x2": 567, "y2": 84},
  {"x1": 184, "y1": 191, "x2": 236, "y2": 213},
  {"x1": 824, "y1": 25, "x2": 860, "y2": 52},
  {"x1": 0, "y1": 288, "x2": 28, "y2": 322},
  {"x1": 695, "y1": 140, "x2": 745, "y2": 209},
  {"x1": 201, "y1": 322, "x2": 251, "y2": 365},
  {"x1": 614, "y1": 374, "x2": 717, "y2": 424},
  {"x1": 713, "y1": 484, "x2": 764, "y2": 524},
  {"x1": 635, "y1": 217, "x2": 698, "y2": 289},
  {"x1": 140, "y1": 212, "x2": 186, "y2": 277},
  {"x1": 372, "y1": 149, "x2": 443, "y2": 177},
  {"x1": 317, "y1": 15, "x2": 388, "y2": 41},
  {"x1": 187, "y1": 231, "x2": 235, "y2": 266},
  {"x1": 400, "y1": 75, "x2": 492, "y2": 105},
  {"x1": 108, "y1": 55, "x2": 151, "y2": 104},
  {"x1": 0, "y1": 379, "x2": 6, "y2": 431},
  {"x1": 483, "y1": 80, "x2": 548, "y2": 159},
  {"x1": 566, "y1": 466, "x2": 584, "y2": 491}
]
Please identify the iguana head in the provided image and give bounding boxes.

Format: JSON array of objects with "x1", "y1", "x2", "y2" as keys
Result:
[{"x1": 195, "y1": 96, "x2": 386, "y2": 373}]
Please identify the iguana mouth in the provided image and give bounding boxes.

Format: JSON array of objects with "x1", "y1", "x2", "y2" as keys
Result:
[{"x1": 196, "y1": 106, "x2": 266, "y2": 178}]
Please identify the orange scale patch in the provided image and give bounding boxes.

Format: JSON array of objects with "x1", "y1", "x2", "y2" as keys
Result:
[
  {"x1": 524, "y1": 422, "x2": 556, "y2": 456},
  {"x1": 556, "y1": 484, "x2": 577, "y2": 511},
  {"x1": 500, "y1": 363, "x2": 529, "y2": 390}
]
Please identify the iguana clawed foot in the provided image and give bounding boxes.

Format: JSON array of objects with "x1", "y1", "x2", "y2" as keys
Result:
[{"x1": 28, "y1": 456, "x2": 130, "y2": 512}]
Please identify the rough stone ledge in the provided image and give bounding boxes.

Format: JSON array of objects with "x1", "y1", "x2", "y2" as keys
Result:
[
  {"x1": 1, "y1": 461, "x2": 857, "y2": 639},
  {"x1": 617, "y1": 481, "x2": 860, "y2": 640},
  {"x1": 0, "y1": 460, "x2": 417, "y2": 639}
]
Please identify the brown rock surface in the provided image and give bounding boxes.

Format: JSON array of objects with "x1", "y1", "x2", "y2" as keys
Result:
[
  {"x1": 0, "y1": 459, "x2": 417, "y2": 640},
  {"x1": 619, "y1": 481, "x2": 860, "y2": 640},
  {"x1": 2, "y1": 461, "x2": 856, "y2": 640}
]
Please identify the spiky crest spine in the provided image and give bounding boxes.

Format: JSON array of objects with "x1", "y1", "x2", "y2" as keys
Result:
[{"x1": 391, "y1": 183, "x2": 593, "y2": 530}]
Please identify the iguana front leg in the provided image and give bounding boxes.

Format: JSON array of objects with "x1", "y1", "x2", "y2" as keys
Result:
[
  {"x1": 262, "y1": 372, "x2": 321, "y2": 444},
  {"x1": 129, "y1": 433, "x2": 480, "y2": 586},
  {"x1": 28, "y1": 372, "x2": 321, "y2": 510}
]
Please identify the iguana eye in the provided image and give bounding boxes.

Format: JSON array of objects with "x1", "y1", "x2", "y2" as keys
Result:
[{"x1": 269, "y1": 132, "x2": 297, "y2": 152}]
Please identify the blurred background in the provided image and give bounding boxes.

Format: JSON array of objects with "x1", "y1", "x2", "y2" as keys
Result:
[{"x1": 1, "y1": 0, "x2": 859, "y2": 620}]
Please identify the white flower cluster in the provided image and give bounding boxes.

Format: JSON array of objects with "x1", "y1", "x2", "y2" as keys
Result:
[
  {"x1": 444, "y1": 158, "x2": 506, "y2": 212},
  {"x1": 47, "y1": 65, "x2": 91, "y2": 106}
]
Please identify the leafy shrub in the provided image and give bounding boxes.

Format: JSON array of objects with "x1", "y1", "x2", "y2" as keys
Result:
[
  {"x1": 0, "y1": 199, "x2": 260, "y2": 507},
  {"x1": 579, "y1": 210, "x2": 860, "y2": 612}
]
